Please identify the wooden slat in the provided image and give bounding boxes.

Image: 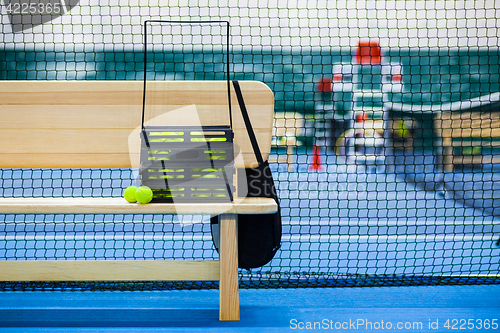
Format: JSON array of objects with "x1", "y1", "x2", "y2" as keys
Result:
[
  {"x1": 0, "y1": 105, "x2": 138, "y2": 129},
  {"x1": 454, "y1": 155, "x2": 500, "y2": 165},
  {"x1": 450, "y1": 140, "x2": 500, "y2": 147},
  {"x1": 0, "y1": 197, "x2": 278, "y2": 215},
  {"x1": 0, "y1": 81, "x2": 274, "y2": 169},
  {"x1": 0, "y1": 104, "x2": 269, "y2": 130},
  {"x1": 0, "y1": 129, "x2": 133, "y2": 154},
  {"x1": 0, "y1": 127, "x2": 272, "y2": 155},
  {"x1": 0, "y1": 260, "x2": 220, "y2": 281},
  {"x1": 0, "y1": 154, "x2": 136, "y2": 169},
  {"x1": 445, "y1": 111, "x2": 500, "y2": 120},
  {"x1": 0, "y1": 81, "x2": 271, "y2": 106},
  {"x1": 441, "y1": 127, "x2": 500, "y2": 138},
  {"x1": 447, "y1": 119, "x2": 500, "y2": 129}
]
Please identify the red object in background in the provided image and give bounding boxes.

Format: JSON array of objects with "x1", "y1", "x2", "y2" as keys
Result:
[
  {"x1": 316, "y1": 77, "x2": 333, "y2": 92},
  {"x1": 355, "y1": 40, "x2": 381, "y2": 65},
  {"x1": 356, "y1": 113, "x2": 368, "y2": 123},
  {"x1": 309, "y1": 145, "x2": 323, "y2": 171},
  {"x1": 333, "y1": 73, "x2": 343, "y2": 82},
  {"x1": 392, "y1": 74, "x2": 402, "y2": 82}
]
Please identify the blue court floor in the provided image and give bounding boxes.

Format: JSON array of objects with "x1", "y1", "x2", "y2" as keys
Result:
[
  {"x1": 0, "y1": 284, "x2": 499, "y2": 332},
  {"x1": 1, "y1": 149, "x2": 499, "y2": 332}
]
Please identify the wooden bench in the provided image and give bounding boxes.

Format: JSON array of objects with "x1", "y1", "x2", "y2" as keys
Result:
[
  {"x1": 268, "y1": 112, "x2": 304, "y2": 170},
  {"x1": 435, "y1": 110, "x2": 500, "y2": 171},
  {"x1": 0, "y1": 80, "x2": 277, "y2": 321}
]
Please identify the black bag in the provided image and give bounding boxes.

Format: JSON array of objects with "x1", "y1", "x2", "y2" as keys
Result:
[{"x1": 210, "y1": 80, "x2": 282, "y2": 269}]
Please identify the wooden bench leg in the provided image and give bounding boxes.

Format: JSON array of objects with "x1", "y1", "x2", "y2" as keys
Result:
[
  {"x1": 287, "y1": 145, "x2": 294, "y2": 171},
  {"x1": 442, "y1": 138, "x2": 454, "y2": 172},
  {"x1": 219, "y1": 213, "x2": 239, "y2": 321}
]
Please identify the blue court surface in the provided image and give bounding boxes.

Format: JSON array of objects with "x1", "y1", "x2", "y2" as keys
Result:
[
  {"x1": 1, "y1": 148, "x2": 499, "y2": 331},
  {"x1": 0, "y1": 285, "x2": 499, "y2": 332}
]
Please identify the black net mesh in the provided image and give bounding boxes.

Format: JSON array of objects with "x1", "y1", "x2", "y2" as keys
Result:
[{"x1": 0, "y1": 1, "x2": 499, "y2": 290}]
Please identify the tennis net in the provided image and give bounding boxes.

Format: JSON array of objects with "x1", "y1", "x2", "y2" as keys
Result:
[{"x1": 0, "y1": 1, "x2": 499, "y2": 290}]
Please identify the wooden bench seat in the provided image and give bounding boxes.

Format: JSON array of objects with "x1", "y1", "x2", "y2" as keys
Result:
[
  {"x1": 435, "y1": 110, "x2": 500, "y2": 171},
  {"x1": 0, "y1": 80, "x2": 277, "y2": 321},
  {"x1": 268, "y1": 111, "x2": 304, "y2": 170},
  {"x1": 0, "y1": 197, "x2": 277, "y2": 215}
]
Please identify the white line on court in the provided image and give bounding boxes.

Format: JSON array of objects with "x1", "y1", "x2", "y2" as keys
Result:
[
  {"x1": 281, "y1": 234, "x2": 498, "y2": 242},
  {"x1": 0, "y1": 219, "x2": 497, "y2": 226},
  {"x1": 283, "y1": 220, "x2": 499, "y2": 226},
  {"x1": 0, "y1": 234, "x2": 496, "y2": 243},
  {"x1": 0, "y1": 234, "x2": 211, "y2": 242}
]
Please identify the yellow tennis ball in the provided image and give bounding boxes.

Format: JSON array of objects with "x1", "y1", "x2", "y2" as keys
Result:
[
  {"x1": 395, "y1": 120, "x2": 410, "y2": 138},
  {"x1": 124, "y1": 186, "x2": 138, "y2": 203},
  {"x1": 135, "y1": 186, "x2": 153, "y2": 204}
]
